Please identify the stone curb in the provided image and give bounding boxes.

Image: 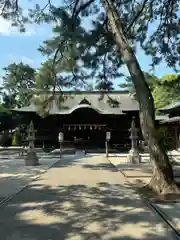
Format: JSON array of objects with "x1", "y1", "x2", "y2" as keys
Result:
[
  {"x1": 107, "y1": 157, "x2": 129, "y2": 178},
  {"x1": 151, "y1": 203, "x2": 180, "y2": 239}
]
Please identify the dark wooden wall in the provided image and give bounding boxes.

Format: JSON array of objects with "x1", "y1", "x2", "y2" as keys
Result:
[{"x1": 21, "y1": 108, "x2": 141, "y2": 151}]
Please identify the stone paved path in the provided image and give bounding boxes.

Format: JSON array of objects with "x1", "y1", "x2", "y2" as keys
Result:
[{"x1": 0, "y1": 154, "x2": 176, "y2": 240}]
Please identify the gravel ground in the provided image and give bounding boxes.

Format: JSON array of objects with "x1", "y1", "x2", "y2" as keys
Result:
[{"x1": 0, "y1": 151, "x2": 60, "y2": 198}]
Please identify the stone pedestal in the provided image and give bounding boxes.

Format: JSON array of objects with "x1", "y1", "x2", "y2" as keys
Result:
[
  {"x1": 24, "y1": 151, "x2": 39, "y2": 166},
  {"x1": 127, "y1": 148, "x2": 141, "y2": 164}
]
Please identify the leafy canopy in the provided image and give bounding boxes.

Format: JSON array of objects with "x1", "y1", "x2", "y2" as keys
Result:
[
  {"x1": 120, "y1": 72, "x2": 159, "y2": 95},
  {"x1": 120, "y1": 73, "x2": 180, "y2": 109},
  {"x1": 0, "y1": 0, "x2": 179, "y2": 92},
  {"x1": 153, "y1": 74, "x2": 180, "y2": 109},
  {"x1": 2, "y1": 62, "x2": 36, "y2": 107}
]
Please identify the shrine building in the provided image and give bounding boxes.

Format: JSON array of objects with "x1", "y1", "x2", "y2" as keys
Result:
[{"x1": 12, "y1": 91, "x2": 148, "y2": 151}]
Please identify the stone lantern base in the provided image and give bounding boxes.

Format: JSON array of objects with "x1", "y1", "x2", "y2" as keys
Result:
[
  {"x1": 24, "y1": 151, "x2": 39, "y2": 166},
  {"x1": 127, "y1": 148, "x2": 141, "y2": 164}
]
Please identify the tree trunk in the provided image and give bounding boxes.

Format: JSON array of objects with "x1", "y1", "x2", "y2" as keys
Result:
[{"x1": 102, "y1": 0, "x2": 179, "y2": 194}]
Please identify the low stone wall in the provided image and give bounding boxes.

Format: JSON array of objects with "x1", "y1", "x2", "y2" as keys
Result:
[{"x1": 0, "y1": 146, "x2": 44, "y2": 152}]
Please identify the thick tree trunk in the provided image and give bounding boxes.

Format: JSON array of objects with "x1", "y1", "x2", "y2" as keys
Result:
[{"x1": 102, "y1": 0, "x2": 179, "y2": 194}]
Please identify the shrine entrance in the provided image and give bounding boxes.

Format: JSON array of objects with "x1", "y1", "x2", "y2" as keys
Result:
[
  {"x1": 61, "y1": 105, "x2": 108, "y2": 149},
  {"x1": 63, "y1": 124, "x2": 106, "y2": 149}
]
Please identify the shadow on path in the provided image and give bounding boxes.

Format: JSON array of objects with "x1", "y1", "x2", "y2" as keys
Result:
[{"x1": 0, "y1": 155, "x2": 174, "y2": 240}]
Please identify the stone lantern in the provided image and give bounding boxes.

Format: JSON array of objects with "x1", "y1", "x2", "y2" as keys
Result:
[
  {"x1": 24, "y1": 121, "x2": 39, "y2": 166},
  {"x1": 127, "y1": 117, "x2": 141, "y2": 164}
]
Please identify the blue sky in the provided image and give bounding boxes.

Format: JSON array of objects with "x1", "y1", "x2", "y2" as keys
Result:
[{"x1": 0, "y1": 1, "x2": 176, "y2": 89}]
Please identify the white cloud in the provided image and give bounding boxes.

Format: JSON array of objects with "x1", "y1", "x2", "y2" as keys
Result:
[
  {"x1": 6, "y1": 54, "x2": 46, "y2": 68},
  {"x1": 7, "y1": 54, "x2": 34, "y2": 65},
  {"x1": 21, "y1": 56, "x2": 34, "y2": 65},
  {"x1": 0, "y1": 17, "x2": 35, "y2": 36}
]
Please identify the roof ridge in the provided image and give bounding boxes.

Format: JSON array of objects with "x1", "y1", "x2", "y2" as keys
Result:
[{"x1": 34, "y1": 90, "x2": 130, "y2": 94}]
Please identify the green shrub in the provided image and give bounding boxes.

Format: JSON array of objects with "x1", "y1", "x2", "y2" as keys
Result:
[
  {"x1": 12, "y1": 135, "x2": 17, "y2": 146},
  {"x1": 12, "y1": 131, "x2": 22, "y2": 146}
]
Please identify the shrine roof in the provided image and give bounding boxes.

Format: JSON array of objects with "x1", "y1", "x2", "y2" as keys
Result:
[
  {"x1": 159, "y1": 101, "x2": 180, "y2": 114},
  {"x1": 12, "y1": 91, "x2": 139, "y2": 115},
  {"x1": 155, "y1": 115, "x2": 169, "y2": 122},
  {"x1": 161, "y1": 116, "x2": 180, "y2": 124}
]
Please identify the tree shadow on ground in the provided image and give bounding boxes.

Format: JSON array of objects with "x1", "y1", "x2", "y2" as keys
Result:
[
  {"x1": 109, "y1": 158, "x2": 180, "y2": 202},
  {"x1": 0, "y1": 156, "x2": 175, "y2": 240},
  {"x1": 82, "y1": 163, "x2": 118, "y2": 172},
  {"x1": 113, "y1": 161, "x2": 180, "y2": 178},
  {"x1": 0, "y1": 182, "x2": 174, "y2": 240},
  {"x1": 0, "y1": 153, "x2": 106, "y2": 199}
]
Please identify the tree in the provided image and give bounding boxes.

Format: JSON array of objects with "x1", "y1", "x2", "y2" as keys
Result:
[
  {"x1": 35, "y1": 61, "x2": 56, "y2": 90},
  {"x1": 38, "y1": 24, "x2": 117, "y2": 91},
  {"x1": 160, "y1": 74, "x2": 180, "y2": 82},
  {"x1": 120, "y1": 73, "x2": 180, "y2": 109},
  {"x1": 120, "y1": 72, "x2": 159, "y2": 96},
  {"x1": 95, "y1": 80, "x2": 114, "y2": 91},
  {"x1": 1, "y1": 93, "x2": 17, "y2": 109},
  {"x1": 1, "y1": 0, "x2": 179, "y2": 194},
  {"x1": 2, "y1": 62, "x2": 36, "y2": 107},
  {"x1": 153, "y1": 74, "x2": 180, "y2": 109},
  {"x1": 0, "y1": 92, "x2": 25, "y2": 133},
  {"x1": 35, "y1": 60, "x2": 74, "y2": 91}
]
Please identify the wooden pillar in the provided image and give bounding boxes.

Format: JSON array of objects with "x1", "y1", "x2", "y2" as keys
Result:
[{"x1": 105, "y1": 131, "x2": 111, "y2": 157}]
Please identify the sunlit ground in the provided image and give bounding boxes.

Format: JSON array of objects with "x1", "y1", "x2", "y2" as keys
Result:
[
  {"x1": 0, "y1": 155, "x2": 174, "y2": 239},
  {"x1": 0, "y1": 152, "x2": 59, "y2": 198}
]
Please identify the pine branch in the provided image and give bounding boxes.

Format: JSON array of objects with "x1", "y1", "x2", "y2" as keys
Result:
[
  {"x1": 72, "y1": 0, "x2": 94, "y2": 21},
  {"x1": 0, "y1": 0, "x2": 21, "y2": 15},
  {"x1": 124, "y1": 0, "x2": 150, "y2": 34},
  {"x1": 51, "y1": 0, "x2": 95, "y2": 95}
]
